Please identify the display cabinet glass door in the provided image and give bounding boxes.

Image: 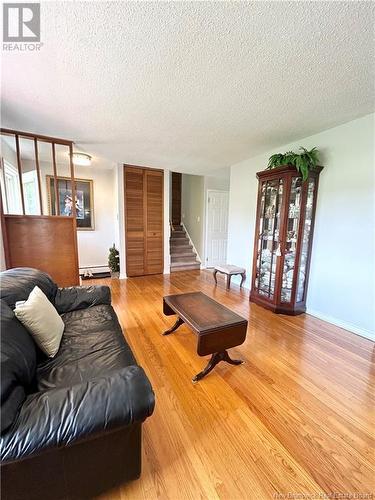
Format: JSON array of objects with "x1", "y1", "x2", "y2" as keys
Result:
[
  {"x1": 281, "y1": 177, "x2": 302, "y2": 303},
  {"x1": 296, "y1": 177, "x2": 316, "y2": 302},
  {"x1": 254, "y1": 178, "x2": 283, "y2": 300}
]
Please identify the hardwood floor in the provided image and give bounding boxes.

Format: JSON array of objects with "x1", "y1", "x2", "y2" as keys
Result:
[{"x1": 92, "y1": 270, "x2": 375, "y2": 499}]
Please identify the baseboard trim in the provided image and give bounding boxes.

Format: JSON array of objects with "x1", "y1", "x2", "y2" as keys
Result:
[
  {"x1": 228, "y1": 276, "x2": 374, "y2": 341},
  {"x1": 79, "y1": 265, "x2": 110, "y2": 274},
  {"x1": 306, "y1": 308, "x2": 375, "y2": 342}
]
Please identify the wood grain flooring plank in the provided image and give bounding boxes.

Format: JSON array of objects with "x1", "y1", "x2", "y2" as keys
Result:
[{"x1": 93, "y1": 270, "x2": 375, "y2": 500}]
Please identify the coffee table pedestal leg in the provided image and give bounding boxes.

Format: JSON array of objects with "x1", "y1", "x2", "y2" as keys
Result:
[
  {"x1": 163, "y1": 317, "x2": 184, "y2": 336},
  {"x1": 192, "y1": 350, "x2": 243, "y2": 383}
]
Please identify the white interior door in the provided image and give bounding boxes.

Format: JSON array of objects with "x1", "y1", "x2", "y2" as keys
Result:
[{"x1": 205, "y1": 190, "x2": 229, "y2": 268}]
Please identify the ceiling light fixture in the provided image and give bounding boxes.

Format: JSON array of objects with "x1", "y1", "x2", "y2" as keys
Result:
[{"x1": 72, "y1": 152, "x2": 92, "y2": 166}]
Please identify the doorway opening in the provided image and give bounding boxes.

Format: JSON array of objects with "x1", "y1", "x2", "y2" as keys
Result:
[{"x1": 169, "y1": 172, "x2": 201, "y2": 272}]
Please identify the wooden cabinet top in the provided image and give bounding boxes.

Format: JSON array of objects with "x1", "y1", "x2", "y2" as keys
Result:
[{"x1": 256, "y1": 164, "x2": 324, "y2": 180}]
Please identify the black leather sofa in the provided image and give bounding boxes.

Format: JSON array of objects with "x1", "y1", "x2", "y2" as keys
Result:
[{"x1": 0, "y1": 268, "x2": 155, "y2": 500}]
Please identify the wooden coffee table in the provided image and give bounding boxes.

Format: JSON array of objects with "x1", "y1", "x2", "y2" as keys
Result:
[{"x1": 162, "y1": 292, "x2": 248, "y2": 383}]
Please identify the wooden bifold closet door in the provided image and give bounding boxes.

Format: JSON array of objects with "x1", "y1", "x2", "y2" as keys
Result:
[{"x1": 124, "y1": 165, "x2": 164, "y2": 277}]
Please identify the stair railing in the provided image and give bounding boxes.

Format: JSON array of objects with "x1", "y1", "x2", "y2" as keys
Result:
[{"x1": 180, "y1": 222, "x2": 202, "y2": 265}]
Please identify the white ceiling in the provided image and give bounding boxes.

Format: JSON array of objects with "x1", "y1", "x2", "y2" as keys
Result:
[{"x1": 1, "y1": 1, "x2": 374, "y2": 175}]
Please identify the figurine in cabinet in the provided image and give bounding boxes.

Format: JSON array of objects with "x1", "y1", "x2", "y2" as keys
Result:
[{"x1": 250, "y1": 164, "x2": 323, "y2": 315}]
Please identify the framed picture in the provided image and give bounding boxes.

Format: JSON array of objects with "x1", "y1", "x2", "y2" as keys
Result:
[{"x1": 47, "y1": 176, "x2": 94, "y2": 230}]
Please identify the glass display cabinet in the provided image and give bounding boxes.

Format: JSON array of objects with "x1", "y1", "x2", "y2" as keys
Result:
[{"x1": 250, "y1": 164, "x2": 323, "y2": 315}]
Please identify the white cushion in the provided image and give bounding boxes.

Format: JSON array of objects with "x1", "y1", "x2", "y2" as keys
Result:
[
  {"x1": 215, "y1": 265, "x2": 246, "y2": 275},
  {"x1": 14, "y1": 286, "x2": 64, "y2": 358}
]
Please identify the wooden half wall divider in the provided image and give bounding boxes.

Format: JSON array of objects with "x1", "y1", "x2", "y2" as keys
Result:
[{"x1": 0, "y1": 128, "x2": 80, "y2": 286}]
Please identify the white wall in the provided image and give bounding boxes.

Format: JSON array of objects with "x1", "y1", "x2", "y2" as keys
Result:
[
  {"x1": 116, "y1": 165, "x2": 126, "y2": 278},
  {"x1": 204, "y1": 172, "x2": 230, "y2": 192},
  {"x1": 0, "y1": 138, "x2": 15, "y2": 269},
  {"x1": 227, "y1": 113, "x2": 375, "y2": 340},
  {"x1": 74, "y1": 165, "x2": 117, "y2": 272},
  {"x1": 1, "y1": 137, "x2": 17, "y2": 166},
  {"x1": 181, "y1": 174, "x2": 205, "y2": 259}
]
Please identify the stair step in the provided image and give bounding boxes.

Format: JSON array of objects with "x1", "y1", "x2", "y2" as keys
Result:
[
  {"x1": 170, "y1": 236, "x2": 189, "y2": 242},
  {"x1": 171, "y1": 245, "x2": 193, "y2": 253},
  {"x1": 170, "y1": 262, "x2": 201, "y2": 272},
  {"x1": 171, "y1": 251, "x2": 197, "y2": 258},
  {"x1": 171, "y1": 232, "x2": 186, "y2": 237},
  {"x1": 170, "y1": 232, "x2": 186, "y2": 238},
  {"x1": 170, "y1": 257, "x2": 197, "y2": 264},
  {"x1": 170, "y1": 224, "x2": 198, "y2": 267},
  {"x1": 171, "y1": 254, "x2": 197, "y2": 263},
  {"x1": 171, "y1": 242, "x2": 190, "y2": 247},
  {"x1": 170, "y1": 239, "x2": 190, "y2": 246}
]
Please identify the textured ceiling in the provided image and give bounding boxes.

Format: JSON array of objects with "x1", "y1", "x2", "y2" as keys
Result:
[{"x1": 1, "y1": 1, "x2": 374, "y2": 174}]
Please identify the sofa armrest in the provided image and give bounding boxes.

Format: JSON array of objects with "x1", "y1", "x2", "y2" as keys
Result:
[
  {"x1": 0, "y1": 365, "x2": 155, "y2": 463},
  {"x1": 54, "y1": 285, "x2": 111, "y2": 313}
]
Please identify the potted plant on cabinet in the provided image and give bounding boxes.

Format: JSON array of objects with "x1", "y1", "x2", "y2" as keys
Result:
[
  {"x1": 108, "y1": 244, "x2": 120, "y2": 279},
  {"x1": 267, "y1": 147, "x2": 320, "y2": 181}
]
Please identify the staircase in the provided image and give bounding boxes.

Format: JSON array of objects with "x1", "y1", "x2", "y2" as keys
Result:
[{"x1": 170, "y1": 224, "x2": 201, "y2": 272}]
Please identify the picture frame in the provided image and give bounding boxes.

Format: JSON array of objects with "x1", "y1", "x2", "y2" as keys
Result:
[{"x1": 46, "y1": 175, "x2": 94, "y2": 230}]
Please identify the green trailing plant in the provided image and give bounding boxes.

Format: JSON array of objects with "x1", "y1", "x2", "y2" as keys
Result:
[
  {"x1": 267, "y1": 147, "x2": 319, "y2": 181},
  {"x1": 108, "y1": 244, "x2": 120, "y2": 274}
]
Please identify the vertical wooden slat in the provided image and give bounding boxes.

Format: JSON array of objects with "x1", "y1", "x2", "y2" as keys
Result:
[
  {"x1": 68, "y1": 143, "x2": 79, "y2": 282},
  {"x1": 145, "y1": 169, "x2": 164, "y2": 275},
  {"x1": 69, "y1": 143, "x2": 77, "y2": 219},
  {"x1": 0, "y1": 181, "x2": 11, "y2": 268},
  {"x1": 15, "y1": 134, "x2": 25, "y2": 214},
  {"x1": 0, "y1": 157, "x2": 9, "y2": 213},
  {"x1": 34, "y1": 138, "x2": 43, "y2": 215},
  {"x1": 52, "y1": 142, "x2": 59, "y2": 215},
  {"x1": 171, "y1": 172, "x2": 182, "y2": 225},
  {"x1": 124, "y1": 165, "x2": 145, "y2": 277},
  {"x1": 143, "y1": 169, "x2": 148, "y2": 274}
]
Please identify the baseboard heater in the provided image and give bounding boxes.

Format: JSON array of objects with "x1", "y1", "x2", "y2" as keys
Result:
[{"x1": 79, "y1": 265, "x2": 111, "y2": 280}]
